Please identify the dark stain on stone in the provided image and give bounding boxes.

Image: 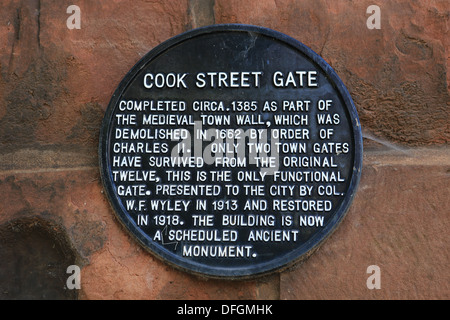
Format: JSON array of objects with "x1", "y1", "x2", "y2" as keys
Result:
[
  {"x1": 395, "y1": 31, "x2": 433, "y2": 61},
  {"x1": 0, "y1": 217, "x2": 79, "y2": 300},
  {"x1": 69, "y1": 220, "x2": 107, "y2": 258}
]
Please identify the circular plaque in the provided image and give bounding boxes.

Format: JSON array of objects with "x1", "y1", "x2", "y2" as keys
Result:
[{"x1": 99, "y1": 24, "x2": 363, "y2": 278}]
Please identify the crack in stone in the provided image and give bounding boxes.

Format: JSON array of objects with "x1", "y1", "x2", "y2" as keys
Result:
[{"x1": 37, "y1": 0, "x2": 41, "y2": 48}]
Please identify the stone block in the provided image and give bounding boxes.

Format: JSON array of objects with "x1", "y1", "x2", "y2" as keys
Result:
[
  {"x1": 0, "y1": 0, "x2": 189, "y2": 154},
  {"x1": 0, "y1": 168, "x2": 280, "y2": 299},
  {"x1": 215, "y1": 0, "x2": 449, "y2": 146},
  {"x1": 280, "y1": 148, "x2": 450, "y2": 299}
]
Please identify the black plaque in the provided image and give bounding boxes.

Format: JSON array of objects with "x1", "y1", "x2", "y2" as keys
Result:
[{"x1": 99, "y1": 24, "x2": 363, "y2": 278}]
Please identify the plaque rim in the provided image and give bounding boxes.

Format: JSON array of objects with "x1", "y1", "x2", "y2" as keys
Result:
[{"x1": 99, "y1": 24, "x2": 363, "y2": 279}]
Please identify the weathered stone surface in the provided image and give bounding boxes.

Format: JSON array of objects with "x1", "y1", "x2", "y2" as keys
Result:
[
  {"x1": 1, "y1": 148, "x2": 447, "y2": 299},
  {"x1": 0, "y1": 169, "x2": 109, "y2": 260},
  {"x1": 215, "y1": 0, "x2": 450, "y2": 146},
  {"x1": 188, "y1": 0, "x2": 216, "y2": 28},
  {"x1": 0, "y1": 217, "x2": 78, "y2": 300},
  {"x1": 0, "y1": 0, "x2": 189, "y2": 156},
  {"x1": 0, "y1": 168, "x2": 280, "y2": 300},
  {"x1": 280, "y1": 148, "x2": 450, "y2": 299},
  {"x1": 80, "y1": 243, "x2": 279, "y2": 300},
  {"x1": 0, "y1": 168, "x2": 106, "y2": 299}
]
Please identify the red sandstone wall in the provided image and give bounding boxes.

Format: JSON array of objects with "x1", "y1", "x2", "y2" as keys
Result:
[{"x1": 0, "y1": 0, "x2": 448, "y2": 299}]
